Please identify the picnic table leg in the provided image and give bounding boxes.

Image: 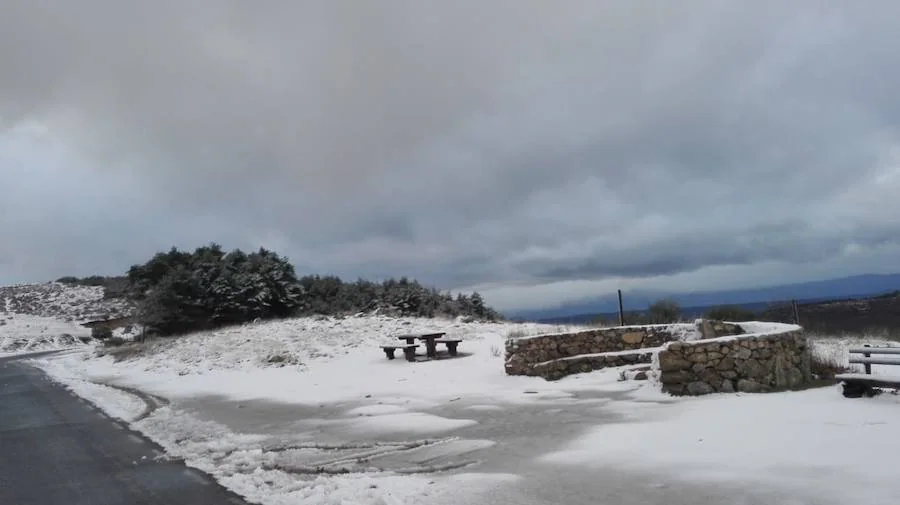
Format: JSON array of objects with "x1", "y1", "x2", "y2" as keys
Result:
[
  {"x1": 425, "y1": 340, "x2": 437, "y2": 358},
  {"x1": 383, "y1": 348, "x2": 396, "y2": 360},
  {"x1": 864, "y1": 344, "x2": 872, "y2": 375},
  {"x1": 446, "y1": 342, "x2": 459, "y2": 356},
  {"x1": 403, "y1": 346, "x2": 417, "y2": 362}
]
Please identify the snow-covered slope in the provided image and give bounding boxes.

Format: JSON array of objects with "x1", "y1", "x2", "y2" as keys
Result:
[
  {"x1": 0, "y1": 282, "x2": 133, "y2": 322},
  {"x1": 94, "y1": 314, "x2": 578, "y2": 375},
  {"x1": 0, "y1": 313, "x2": 93, "y2": 355},
  {"x1": 0, "y1": 281, "x2": 134, "y2": 356}
]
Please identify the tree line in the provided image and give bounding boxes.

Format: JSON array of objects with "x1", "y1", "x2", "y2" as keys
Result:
[{"x1": 59, "y1": 243, "x2": 500, "y2": 337}]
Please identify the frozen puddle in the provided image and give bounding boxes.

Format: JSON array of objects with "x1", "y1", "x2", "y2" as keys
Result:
[{"x1": 171, "y1": 391, "x2": 842, "y2": 505}]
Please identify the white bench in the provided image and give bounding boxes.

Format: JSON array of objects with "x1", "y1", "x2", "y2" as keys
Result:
[{"x1": 836, "y1": 345, "x2": 900, "y2": 397}]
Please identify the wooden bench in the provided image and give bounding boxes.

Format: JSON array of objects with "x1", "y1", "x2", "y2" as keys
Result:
[
  {"x1": 381, "y1": 344, "x2": 419, "y2": 362},
  {"x1": 836, "y1": 345, "x2": 900, "y2": 397},
  {"x1": 434, "y1": 339, "x2": 463, "y2": 356}
]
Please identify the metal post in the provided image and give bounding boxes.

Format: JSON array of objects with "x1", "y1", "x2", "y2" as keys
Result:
[
  {"x1": 791, "y1": 299, "x2": 800, "y2": 325},
  {"x1": 864, "y1": 344, "x2": 872, "y2": 375},
  {"x1": 617, "y1": 289, "x2": 624, "y2": 326}
]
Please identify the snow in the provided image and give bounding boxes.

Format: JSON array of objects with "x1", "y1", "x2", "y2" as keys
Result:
[
  {"x1": 539, "y1": 386, "x2": 900, "y2": 505},
  {"x1": 0, "y1": 282, "x2": 132, "y2": 322},
  {"x1": 0, "y1": 281, "x2": 136, "y2": 356},
  {"x1": 130, "y1": 404, "x2": 517, "y2": 505},
  {"x1": 512, "y1": 322, "x2": 690, "y2": 342},
  {"x1": 809, "y1": 335, "x2": 900, "y2": 377},
  {"x1": 346, "y1": 412, "x2": 478, "y2": 436},
  {"x1": 51, "y1": 374, "x2": 147, "y2": 422},
  {"x1": 24, "y1": 313, "x2": 900, "y2": 504},
  {"x1": 533, "y1": 347, "x2": 659, "y2": 368},
  {"x1": 834, "y1": 372, "x2": 900, "y2": 383},
  {"x1": 0, "y1": 312, "x2": 92, "y2": 356},
  {"x1": 738, "y1": 321, "x2": 803, "y2": 334}
]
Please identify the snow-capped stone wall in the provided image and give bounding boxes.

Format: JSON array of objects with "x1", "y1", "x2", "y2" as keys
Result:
[
  {"x1": 654, "y1": 327, "x2": 811, "y2": 395},
  {"x1": 505, "y1": 320, "x2": 744, "y2": 379}
]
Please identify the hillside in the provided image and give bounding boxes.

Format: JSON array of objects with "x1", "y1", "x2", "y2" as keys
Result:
[
  {"x1": 760, "y1": 292, "x2": 900, "y2": 335},
  {"x1": 0, "y1": 282, "x2": 135, "y2": 355},
  {"x1": 0, "y1": 282, "x2": 133, "y2": 322},
  {"x1": 510, "y1": 273, "x2": 900, "y2": 321}
]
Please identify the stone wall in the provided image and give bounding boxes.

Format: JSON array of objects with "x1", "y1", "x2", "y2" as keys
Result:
[
  {"x1": 505, "y1": 320, "x2": 744, "y2": 380},
  {"x1": 529, "y1": 349, "x2": 657, "y2": 380},
  {"x1": 654, "y1": 329, "x2": 811, "y2": 395},
  {"x1": 697, "y1": 320, "x2": 746, "y2": 340}
]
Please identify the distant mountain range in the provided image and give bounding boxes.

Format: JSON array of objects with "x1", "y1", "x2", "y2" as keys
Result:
[{"x1": 507, "y1": 273, "x2": 900, "y2": 323}]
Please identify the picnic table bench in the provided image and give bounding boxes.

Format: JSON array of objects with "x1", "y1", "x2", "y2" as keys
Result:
[
  {"x1": 382, "y1": 333, "x2": 463, "y2": 360},
  {"x1": 836, "y1": 345, "x2": 900, "y2": 397},
  {"x1": 381, "y1": 344, "x2": 419, "y2": 362}
]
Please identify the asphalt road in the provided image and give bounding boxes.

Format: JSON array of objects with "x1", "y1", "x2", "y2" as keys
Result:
[{"x1": 0, "y1": 353, "x2": 248, "y2": 505}]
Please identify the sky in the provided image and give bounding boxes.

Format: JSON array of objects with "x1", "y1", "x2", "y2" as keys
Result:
[{"x1": 3, "y1": 1, "x2": 900, "y2": 313}]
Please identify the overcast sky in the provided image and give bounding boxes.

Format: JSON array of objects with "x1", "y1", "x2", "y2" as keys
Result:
[{"x1": 3, "y1": 1, "x2": 900, "y2": 312}]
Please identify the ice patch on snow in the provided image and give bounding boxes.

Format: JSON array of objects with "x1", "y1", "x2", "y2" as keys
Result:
[
  {"x1": 346, "y1": 404, "x2": 412, "y2": 416},
  {"x1": 346, "y1": 412, "x2": 477, "y2": 436}
]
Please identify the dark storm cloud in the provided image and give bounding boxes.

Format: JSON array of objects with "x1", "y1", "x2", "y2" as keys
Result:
[{"x1": 3, "y1": 1, "x2": 900, "y2": 309}]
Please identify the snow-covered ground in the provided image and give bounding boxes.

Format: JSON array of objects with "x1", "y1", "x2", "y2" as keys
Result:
[
  {"x1": 22, "y1": 315, "x2": 900, "y2": 505},
  {"x1": 0, "y1": 312, "x2": 93, "y2": 356},
  {"x1": 0, "y1": 281, "x2": 132, "y2": 321},
  {"x1": 0, "y1": 281, "x2": 135, "y2": 356}
]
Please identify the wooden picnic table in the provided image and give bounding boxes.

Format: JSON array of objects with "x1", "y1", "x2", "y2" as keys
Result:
[{"x1": 396, "y1": 332, "x2": 446, "y2": 358}]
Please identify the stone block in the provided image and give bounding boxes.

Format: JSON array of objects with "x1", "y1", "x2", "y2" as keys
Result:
[
  {"x1": 659, "y1": 371, "x2": 692, "y2": 385},
  {"x1": 658, "y1": 352, "x2": 692, "y2": 372},
  {"x1": 621, "y1": 332, "x2": 645, "y2": 345},
  {"x1": 736, "y1": 379, "x2": 763, "y2": 393},
  {"x1": 687, "y1": 381, "x2": 715, "y2": 395},
  {"x1": 720, "y1": 379, "x2": 735, "y2": 393}
]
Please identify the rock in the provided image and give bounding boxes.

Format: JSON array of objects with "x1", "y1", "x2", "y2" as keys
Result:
[
  {"x1": 658, "y1": 352, "x2": 692, "y2": 372},
  {"x1": 715, "y1": 357, "x2": 735, "y2": 371},
  {"x1": 621, "y1": 332, "x2": 645, "y2": 345},
  {"x1": 691, "y1": 363, "x2": 708, "y2": 373},
  {"x1": 720, "y1": 379, "x2": 735, "y2": 393},
  {"x1": 659, "y1": 371, "x2": 693, "y2": 385},
  {"x1": 687, "y1": 381, "x2": 714, "y2": 395},
  {"x1": 699, "y1": 369, "x2": 722, "y2": 385},
  {"x1": 737, "y1": 358, "x2": 765, "y2": 377},
  {"x1": 687, "y1": 352, "x2": 709, "y2": 364},
  {"x1": 736, "y1": 379, "x2": 763, "y2": 393},
  {"x1": 734, "y1": 348, "x2": 752, "y2": 360},
  {"x1": 787, "y1": 367, "x2": 805, "y2": 388},
  {"x1": 633, "y1": 371, "x2": 648, "y2": 380}
]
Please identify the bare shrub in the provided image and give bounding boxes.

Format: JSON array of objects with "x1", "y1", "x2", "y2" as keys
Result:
[
  {"x1": 506, "y1": 329, "x2": 527, "y2": 339},
  {"x1": 810, "y1": 352, "x2": 851, "y2": 380}
]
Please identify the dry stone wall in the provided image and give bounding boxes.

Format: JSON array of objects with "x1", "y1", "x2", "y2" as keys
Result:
[
  {"x1": 654, "y1": 329, "x2": 811, "y2": 395},
  {"x1": 529, "y1": 349, "x2": 657, "y2": 381},
  {"x1": 505, "y1": 320, "x2": 744, "y2": 380}
]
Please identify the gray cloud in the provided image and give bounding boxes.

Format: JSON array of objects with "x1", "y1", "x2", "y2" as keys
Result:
[{"x1": 3, "y1": 1, "x2": 900, "y2": 311}]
